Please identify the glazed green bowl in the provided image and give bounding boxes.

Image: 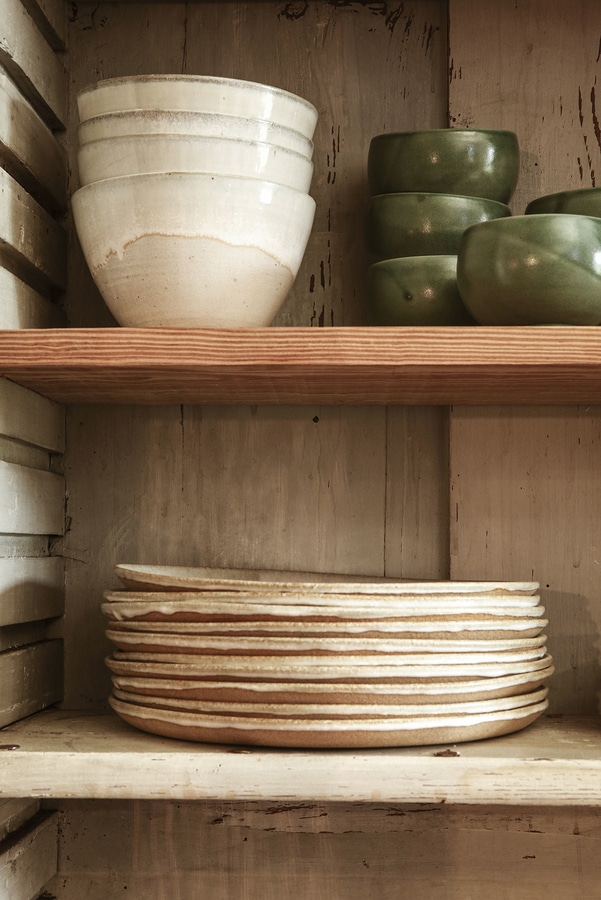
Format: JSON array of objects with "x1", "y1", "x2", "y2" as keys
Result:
[
  {"x1": 457, "y1": 214, "x2": 601, "y2": 325},
  {"x1": 365, "y1": 192, "x2": 511, "y2": 262},
  {"x1": 365, "y1": 255, "x2": 477, "y2": 326},
  {"x1": 525, "y1": 187, "x2": 601, "y2": 217},
  {"x1": 368, "y1": 129, "x2": 520, "y2": 202}
]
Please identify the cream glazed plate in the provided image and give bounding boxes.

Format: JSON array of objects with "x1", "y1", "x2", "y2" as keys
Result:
[
  {"x1": 108, "y1": 694, "x2": 549, "y2": 748},
  {"x1": 115, "y1": 564, "x2": 539, "y2": 596},
  {"x1": 110, "y1": 664, "x2": 554, "y2": 705},
  {"x1": 106, "y1": 650, "x2": 554, "y2": 681},
  {"x1": 111, "y1": 684, "x2": 549, "y2": 717}
]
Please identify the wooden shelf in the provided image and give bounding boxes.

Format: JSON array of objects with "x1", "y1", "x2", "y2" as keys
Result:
[
  {"x1": 1, "y1": 711, "x2": 600, "y2": 804},
  {"x1": 1, "y1": 326, "x2": 601, "y2": 405}
]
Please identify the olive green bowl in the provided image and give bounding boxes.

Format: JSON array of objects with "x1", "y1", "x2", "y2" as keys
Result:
[
  {"x1": 368, "y1": 129, "x2": 520, "y2": 202},
  {"x1": 365, "y1": 192, "x2": 511, "y2": 263},
  {"x1": 365, "y1": 255, "x2": 477, "y2": 326},
  {"x1": 457, "y1": 214, "x2": 601, "y2": 325},
  {"x1": 525, "y1": 187, "x2": 601, "y2": 217}
]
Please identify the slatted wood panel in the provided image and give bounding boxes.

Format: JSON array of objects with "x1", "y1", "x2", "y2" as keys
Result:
[
  {"x1": 0, "y1": 376, "x2": 64, "y2": 451},
  {"x1": 0, "y1": 557, "x2": 63, "y2": 626},
  {"x1": 0, "y1": 459, "x2": 64, "y2": 534},
  {"x1": 0, "y1": 0, "x2": 67, "y2": 129},
  {"x1": 0, "y1": 812, "x2": 57, "y2": 900},
  {"x1": 20, "y1": 0, "x2": 67, "y2": 50},
  {"x1": 0, "y1": 267, "x2": 64, "y2": 328},
  {"x1": 0, "y1": 799, "x2": 40, "y2": 841}
]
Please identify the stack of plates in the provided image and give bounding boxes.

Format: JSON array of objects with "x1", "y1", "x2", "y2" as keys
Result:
[{"x1": 103, "y1": 565, "x2": 553, "y2": 748}]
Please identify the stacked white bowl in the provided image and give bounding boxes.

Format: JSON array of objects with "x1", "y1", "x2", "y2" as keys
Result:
[{"x1": 71, "y1": 75, "x2": 318, "y2": 327}]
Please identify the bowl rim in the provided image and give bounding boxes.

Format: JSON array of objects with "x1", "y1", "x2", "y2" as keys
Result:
[{"x1": 369, "y1": 127, "x2": 519, "y2": 143}]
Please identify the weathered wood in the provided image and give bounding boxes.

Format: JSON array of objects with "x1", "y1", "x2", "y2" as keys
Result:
[
  {"x1": 1, "y1": 327, "x2": 601, "y2": 405},
  {"x1": 0, "y1": 266, "x2": 64, "y2": 329},
  {"x1": 0, "y1": 640, "x2": 62, "y2": 727},
  {"x1": 0, "y1": 0, "x2": 67, "y2": 129},
  {"x1": 0, "y1": 711, "x2": 600, "y2": 805},
  {"x1": 0, "y1": 376, "x2": 64, "y2": 450},
  {"x1": 0, "y1": 799, "x2": 40, "y2": 841},
  {"x1": 0, "y1": 812, "x2": 57, "y2": 900},
  {"x1": 0, "y1": 556, "x2": 64, "y2": 626},
  {"x1": 0, "y1": 68, "x2": 67, "y2": 211},
  {"x1": 20, "y1": 0, "x2": 67, "y2": 50},
  {"x1": 0, "y1": 459, "x2": 64, "y2": 534},
  {"x1": 0, "y1": 169, "x2": 67, "y2": 291}
]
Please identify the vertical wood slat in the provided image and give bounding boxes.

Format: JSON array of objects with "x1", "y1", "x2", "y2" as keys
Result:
[
  {"x1": 0, "y1": 812, "x2": 57, "y2": 900},
  {"x1": 0, "y1": 556, "x2": 64, "y2": 626},
  {"x1": 0, "y1": 68, "x2": 68, "y2": 211},
  {"x1": 0, "y1": 167, "x2": 67, "y2": 291},
  {"x1": 0, "y1": 0, "x2": 67, "y2": 130}
]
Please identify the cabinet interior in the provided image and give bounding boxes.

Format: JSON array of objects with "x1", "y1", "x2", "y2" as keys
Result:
[{"x1": 2, "y1": 0, "x2": 601, "y2": 897}]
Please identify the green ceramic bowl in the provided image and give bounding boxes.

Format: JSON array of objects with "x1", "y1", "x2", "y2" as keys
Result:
[
  {"x1": 457, "y1": 214, "x2": 601, "y2": 325},
  {"x1": 365, "y1": 255, "x2": 477, "y2": 326},
  {"x1": 368, "y1": 129, "x2": 520, "y2": 202},
  {"x1": 525, "y1": 187, "x2": 601, "y2": 217},
  {"x1": 365, "y1": 192, "x2": 511, "y2": 262}
]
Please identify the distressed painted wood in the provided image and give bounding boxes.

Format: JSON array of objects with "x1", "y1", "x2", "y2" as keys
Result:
[
  {"x1": 0, "y1": 0, "x2": 67, "y2": 129},
  {"x1": 0, "y1": 267, "x2": 64, "y2": 328},
  {"x1": 3, "y1": 327, "x2": 601, "y2": 405},
  {"x1": 0, "y1": 799, "x2": 40, "y2": 841},
  {"x1": 0, "y1": 639, "x2": 62, "y2": 727},
  {"x1": 449, "y1": 405, "x2": 601, "y2": 716},
  {"x1": 0, "y1": 68, "x2": 68, "y2": 210},
  {"x1": 0, "y1": 169, "x2": 67, "y2": 291},
  {"x1": 0, "y1": 376, "x2": 64, "y2": 450},
  {"x1": 0, "y1": 812, "x2": 57, "y2": 900},
  {"x1": 44, "y1": 801, "x2": 601, "y2": 900},
  {"x1": 20, "y1": 0, "x2": 67, "y2": 50},
  {"x1": 0, "y1": 459, "x2": 64, "y2": 534},
  {"x1": 449, "y1": 0, "x2": 601, "y2": 215},
  {"x1": 66, "y1": 0, "x2": 447, "y2": 327},
  {"x1": 0, "y1": 711, "x2": 601, "y2": 805},
  {"x1": 0, "y1": 557, "x2": 64, "y2": 626}
]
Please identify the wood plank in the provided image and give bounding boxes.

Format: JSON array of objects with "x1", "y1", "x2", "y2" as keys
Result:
[
  {"x1": 20, "y1": 0, "x2": 67, "y2": 50},
  {"x1": 0, "y1": 0, "x2": 67, "y2": 130},
  {"x1": 0, "y1": 265, "x2": 64, "y2": 328},
  {"x1": 0, "y1": 460, "x2": 64, "y2": 534},
  {"x1": 0, "y1": 68, "x2": 67, "y2": 211},
  {"x1": 449, "y1": 406, "x2": 601, "y2": 715},
  {"x1": 449, "y1": 0, "x2": 601, "y2": 216},
  {"x1": 0, "y1": 640, "x2": 62, "y2": 727},
  {"x1": 0, "y1": 711, "x2": 600, "y2": 805},
  {"x1": 0, "y1": 799, "x2": 39, "y2": 840},
  {"x1": 0, "y1": 620, "x2": 51, "y2": 651},
  {"x1": 43, "y1": 801, "x2": 601, "y2": 900},
  {"x1": 0, "y1": 169, "x2": 67, "y2": 291},
  {"x1": 0, "y1": 376, "x2": 64, "y2": 450},
  {"x1": 0, "y1": 812, "x2": 57, "y2": 900},
  {"x1": 2, "y1": 327, "x2": 601, "y2": 405},
  {"x1": 0, "y1": 557, "x2": 63, "y2": 626}
]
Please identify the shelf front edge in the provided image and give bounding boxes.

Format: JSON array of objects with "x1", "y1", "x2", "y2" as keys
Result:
[{"x1": 0, "y1": 327, "x2": 601, "y2": 405}]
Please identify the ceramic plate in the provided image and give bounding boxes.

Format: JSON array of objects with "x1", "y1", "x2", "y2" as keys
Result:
[
  {"x1": 105, "y1": 628, "x2": 548, "y2": 660},
  {"x1": 111, "y1": 684, "x2": 548, "y2": 717},
  {"x1": 115, "y1": 564, "x2": 539, "y2": 596},
  {"x1": 110, "y1": 664, "x2": 554, "y2": 705},
  {"x1": 108, "y1": 694, "x2": 549, "y2": 747},
  {"x1": 103, "y1": 613, "x2": 548, "y2": 640},
  {"x1": 106, "y1": 651, "x2": 554, "y2": 681},
  {"x1": 103, "y1": 592, "x2": 545, "y2": 618}
]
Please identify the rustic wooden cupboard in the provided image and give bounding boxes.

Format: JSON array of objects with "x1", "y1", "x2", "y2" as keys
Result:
[{"x1": 2, "y1": 0, "x2": 601, "y2": 896}]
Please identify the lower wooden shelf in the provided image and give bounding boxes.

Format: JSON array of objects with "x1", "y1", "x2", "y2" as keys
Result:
[{"x1": 0, "y1": 710, "x2": 600, "y2": 805}]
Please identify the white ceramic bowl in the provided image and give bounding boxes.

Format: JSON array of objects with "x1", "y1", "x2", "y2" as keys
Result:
[
  {"x1": 77, "y1": 133, "x2": 314, "y2": 192},
  {"x1": 77, "y1": 74, "x2": 318, "y2": 140},
  {"x1": 71, "y1": 171, "x2": 316, "y2": 327},
  {"x1": 77, "y1": 109, "x2": 314, "y2": 159}
]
